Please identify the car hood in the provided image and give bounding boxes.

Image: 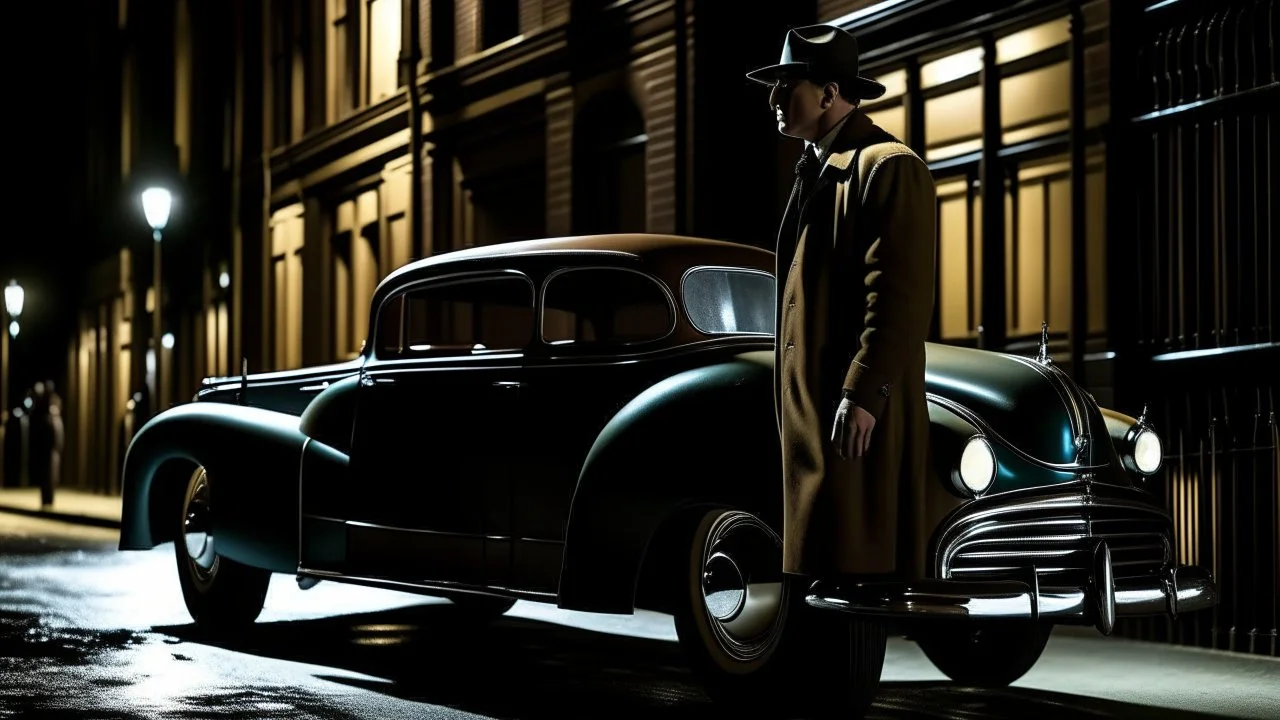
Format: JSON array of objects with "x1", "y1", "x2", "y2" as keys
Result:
[{"x1": 924, "y1": 343, "x2": 1117, "y2": 473}]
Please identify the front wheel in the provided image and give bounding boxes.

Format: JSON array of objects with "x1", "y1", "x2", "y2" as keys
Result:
[
  {"x1": 174, "y1": 466, "x2": 271, "y2": 630},
  {"x1": 915, "y1": 621, "x2": 1050, "y2": 687},
  {"x1": 672, "y1": 509, "x2": 886, "y2": 717}
]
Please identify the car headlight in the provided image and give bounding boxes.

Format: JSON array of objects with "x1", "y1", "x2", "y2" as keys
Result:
[
  {"x1": 957, "y1": 436, "x2": 997, "y2": 495},
  {"x1": 1130, "y1": 427, "x2": 1162, "y2": 475}
]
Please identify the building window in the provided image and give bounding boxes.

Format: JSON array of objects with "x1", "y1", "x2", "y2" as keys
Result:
[
  {"x1": 333, "y1": 190, "x2": 381, "y2": 360},
  {"x1": 269, "y1": 205, "x2": 305, "y2": 370},
  {"x1": 376, "y1": 274, "x2": 535, "y2": 357},
  {"x1": 366, "y1": 0, "x2": 402, "y2": 103},
  {"x1": 542, "y1": 269, "x2": 674, "y2": 346},
  {"x1": 1007, "y1": 157, "x2": 1071, "y2": 338},
  {"x1": 329, "y1": 0, "x2": 357, "y2": 121},
  {"x1": 998, "y1": 17, "x2": 1070, "y2": 146},
  {"x1": 860, "y1": 67, "x2": 908, "y2": 141},
  {"x1": 934, "y1": 174, "x2": 984, "y2": 341},
  {"x1": 921, "y1": 45, "x2": 983, "y2": 162},
  {"x1": 573, "y1": 93, "x2": 647, "y2": 234},
  {"x1": 272, "y1": 0, "x2": 294, "y2": 147},
  {"x1": 481, "y1": 0, "x2": 520, "y2": 49}
]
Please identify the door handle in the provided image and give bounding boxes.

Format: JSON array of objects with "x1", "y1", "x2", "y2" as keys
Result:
[
  {"x1": 492, "y1": 381, "x2": 524, "y2": 389},
  {"x1": 300, "y1": 382, "x2": 330, "y2": 392},
  {"x1": 360, "y1": 375, "x2": 395, "y2": 387}
]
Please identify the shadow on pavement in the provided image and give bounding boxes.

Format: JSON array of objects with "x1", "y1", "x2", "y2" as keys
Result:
[{"x1": 155, "y1": 603, "x2": 1230, "y2": 720}]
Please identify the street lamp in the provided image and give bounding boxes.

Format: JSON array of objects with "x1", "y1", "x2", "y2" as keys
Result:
[
  {"x1": 142, "y1": 187, "x2": 172, "y2": 416},
  {"x1": 2, "y1": 280, "x2": 22, "y2": 422},
  {"x1": 5, "y1": 281, "x2": 23, "y2": 318},
  {"x1": 142, "y1": 187, "x2": 172, "y2": 241}
]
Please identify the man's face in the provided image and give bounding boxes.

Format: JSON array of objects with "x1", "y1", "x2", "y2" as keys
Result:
[{"x1": 770, "y1": 78, "x2": 827, "y2": 141}]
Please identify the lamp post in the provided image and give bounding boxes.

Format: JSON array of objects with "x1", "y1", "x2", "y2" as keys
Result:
[
  {"x1": 141, "y1": 187, "x2": 172, "y2": 416},
  {"x1": 2, "y1": 279, "x2": 23, "y2": 417}
]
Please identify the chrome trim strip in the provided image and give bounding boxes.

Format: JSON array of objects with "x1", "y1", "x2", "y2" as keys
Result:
[
  {"x1": 301, "y1": 514, "x2": 565, "y2": 548},
  {"x1": 931, "y1": 480, "x2": 1175, "y2": 577},
  {"x1": 804, "y1": 565, "x2": 1216, "y2": 621},
  {"x1": 1009, "y1": 354, "x2": 1085, "y2": 444},
  {"x1": 296, "y1": 567, "x2": 559, "y2": 603},
  {"x1": 530, "y1": 336, "x2": 773, "y2": 367}
]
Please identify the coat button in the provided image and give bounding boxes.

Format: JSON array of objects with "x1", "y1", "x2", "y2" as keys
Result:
[
  {"x1": 786, "y1": 342, "x2": 795, "y2": 350},
  {"x1": 879, "y1": 384, "x2": 890, "y2": 397},
  {"x1": 788, "y1": 301, "x2": 796, "y2": 308}
]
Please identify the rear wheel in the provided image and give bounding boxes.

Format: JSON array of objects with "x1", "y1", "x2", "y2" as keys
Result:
[
  {"x1": 916, "y1": 621, "x2": 1050, "y2": 687},
  {"x1": 174, "y1": 466, "x2": 271, "y2": 630},
  {"x1": 672, "y1": 509, "x2": 886, "y2": 717}
]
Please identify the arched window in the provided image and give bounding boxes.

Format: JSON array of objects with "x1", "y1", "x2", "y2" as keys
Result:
[{"x1": 573, "y1": 92, "x2": 647, "y2": 234}]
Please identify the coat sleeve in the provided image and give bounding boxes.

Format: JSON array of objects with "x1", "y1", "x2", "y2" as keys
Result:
[{"x1": 841, "y1": 150, "x2": 937, "y2": 419}]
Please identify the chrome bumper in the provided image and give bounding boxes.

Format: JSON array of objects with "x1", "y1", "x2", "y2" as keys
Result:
[{"x1": 805, "y1": 550, "x2": 1216, "y2": 635}]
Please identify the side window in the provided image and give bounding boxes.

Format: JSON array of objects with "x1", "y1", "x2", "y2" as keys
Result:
[
  {"x1": 542, "y1": 268, "x2": 674, "y2": 346},
  {"x1": 682, "y1": 268, "x2": 775, "y2": 335},
  {"x1": 376, "y1": 275, "x2": 534, "y2": 357}
]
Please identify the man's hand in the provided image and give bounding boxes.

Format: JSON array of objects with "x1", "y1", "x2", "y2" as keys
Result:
[{"x1": 831, "y1": 397, "x2": 876, "y2": 459}]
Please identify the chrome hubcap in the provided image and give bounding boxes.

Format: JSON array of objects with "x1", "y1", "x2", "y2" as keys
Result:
[
  {"x1": 700, "y1": 512, "x2": 785, "y2": 662},
  {"x1": 183, "y1": 468, "x2": 216, "y2": 579}
]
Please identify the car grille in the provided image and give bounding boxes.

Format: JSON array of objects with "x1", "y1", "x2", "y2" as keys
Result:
[{"x1": 935, "y1": 482, "x2": 1173, "y2": 585}]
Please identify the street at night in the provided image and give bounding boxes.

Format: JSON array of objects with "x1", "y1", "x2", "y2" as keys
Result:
[{"x1": 1, "y1": 510, "x2": 1276, "y2": 719}]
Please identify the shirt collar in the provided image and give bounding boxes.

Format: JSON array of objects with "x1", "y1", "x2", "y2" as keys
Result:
[{"x1": 805, "y1": 110, "x2": 856, "y2": 162}]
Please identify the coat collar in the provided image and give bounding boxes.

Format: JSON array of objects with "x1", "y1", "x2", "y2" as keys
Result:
[
  {"x1": 818, "y1": 111, "x2": 881, "y2": 179},
  {"x1": 798, "y1": 112, "x2": 887, "y2": 217}
]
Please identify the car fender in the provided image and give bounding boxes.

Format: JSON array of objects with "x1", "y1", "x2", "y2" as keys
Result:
[
  {"x1": 118, "y1": 402, "x2": 307, "y2": 573},
  {"x1": 557, "y1": 350, "x2": 780, "y2": 614}
]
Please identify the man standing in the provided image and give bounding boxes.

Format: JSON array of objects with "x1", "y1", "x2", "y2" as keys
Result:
[
  {"x1": 745, "y1": 23, "x2": 939, "y2": 715},
  {"x1": 749, "y1": 21, "x2": 937, "y2": 587}
]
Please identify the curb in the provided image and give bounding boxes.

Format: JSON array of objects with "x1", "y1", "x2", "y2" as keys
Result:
[{"x1": 0, "y1": 504, "x2": 122, "y2": 530}]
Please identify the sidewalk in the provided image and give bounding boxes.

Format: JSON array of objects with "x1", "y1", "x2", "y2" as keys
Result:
[{"x1": 0, "y1": 487, "x2": 122, "y2": 529}]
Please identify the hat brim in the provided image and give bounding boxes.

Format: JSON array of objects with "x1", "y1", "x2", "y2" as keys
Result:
[{"x1": 746, "y1": 63, "x2": 887, "y2": 101}]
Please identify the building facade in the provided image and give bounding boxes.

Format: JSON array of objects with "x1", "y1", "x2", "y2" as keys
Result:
[{"x1": 62, "y1": 0, "x2": 1275, "y2": 655}]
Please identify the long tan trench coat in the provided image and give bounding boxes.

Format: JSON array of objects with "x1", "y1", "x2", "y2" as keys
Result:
[{"x1": 775, "y1": 112, "x2": 957, "y2": 578}]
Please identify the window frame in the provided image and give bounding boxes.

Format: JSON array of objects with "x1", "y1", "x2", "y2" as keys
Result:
[
  {"x1": 370, "y1": 269, "x2": 537, "y2": 362},
  {"x1": 537, "y1": 266, "x2": 678, "y2": 350},
  {"x1": 679, "y1": 265, "x2": 777, "y2": 337}
]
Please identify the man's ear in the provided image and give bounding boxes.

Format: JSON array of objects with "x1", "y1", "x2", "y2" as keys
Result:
[{"x1": 822, "y1": 82, "x2": 840, "y2": 108}]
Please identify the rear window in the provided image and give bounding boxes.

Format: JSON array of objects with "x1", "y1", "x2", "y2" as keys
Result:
[
  {"x1": 542, "y1": 268, "x2": 674, "y2": 346},
  {"x1": 682, "y1": 268, "x2": 775, "y2": 335}
]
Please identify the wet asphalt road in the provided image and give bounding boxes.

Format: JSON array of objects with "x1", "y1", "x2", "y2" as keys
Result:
[{"x1": 1, "y1": 514, "x2": 1277, "y2": 720}]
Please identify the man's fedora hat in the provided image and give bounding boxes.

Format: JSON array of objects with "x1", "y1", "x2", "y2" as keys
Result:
[{"x1": 746, "y1": 24, "x2": 886, "y2": 100}]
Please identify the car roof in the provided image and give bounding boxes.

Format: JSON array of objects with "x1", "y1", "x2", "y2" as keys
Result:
[{"x1": 376, "y1": 233, "x2": 775, "y2": 293}]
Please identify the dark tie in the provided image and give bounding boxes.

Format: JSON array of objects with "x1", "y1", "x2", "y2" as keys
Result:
[{"x1": 793, "y1": 150, "x2": 821, "y2": 205}]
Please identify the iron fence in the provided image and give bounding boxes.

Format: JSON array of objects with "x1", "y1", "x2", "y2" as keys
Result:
[{"x1": 1115, "y1": 0, "x2": 1278, "y2": 656}]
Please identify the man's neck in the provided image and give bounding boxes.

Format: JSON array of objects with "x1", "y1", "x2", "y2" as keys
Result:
[{"x1": 806, "y1": 108, "x2": 857, "y2": 158}]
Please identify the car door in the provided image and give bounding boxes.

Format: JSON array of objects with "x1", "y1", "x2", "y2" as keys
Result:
[
  {"x1": 510, "y1": 266, "x2": 683, "y2": 593},
  {"x1": 345, "y1": 270, "x2": 535, "y2": 589}
]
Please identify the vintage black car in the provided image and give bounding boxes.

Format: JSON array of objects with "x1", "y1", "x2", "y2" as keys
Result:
[{"x1": 119, "y1": 233, "x2": 1214, "y2": 705}]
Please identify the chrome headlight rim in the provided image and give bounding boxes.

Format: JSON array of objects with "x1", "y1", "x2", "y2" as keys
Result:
[
  {"x1": 1122, "y1": 424, "x2": 1163, "y2": 476},
  {"x1": 953, "y1": 435, "x2": 997, "y2": 498}
]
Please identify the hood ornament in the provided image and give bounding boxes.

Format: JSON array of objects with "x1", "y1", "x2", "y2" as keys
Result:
[
  {"x1": 1035, "y1": 321, "x2": 1051, "y2": 364},
  {"x1": 1074, "y1": 434, "x2": 1091, "y2": 464}
]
